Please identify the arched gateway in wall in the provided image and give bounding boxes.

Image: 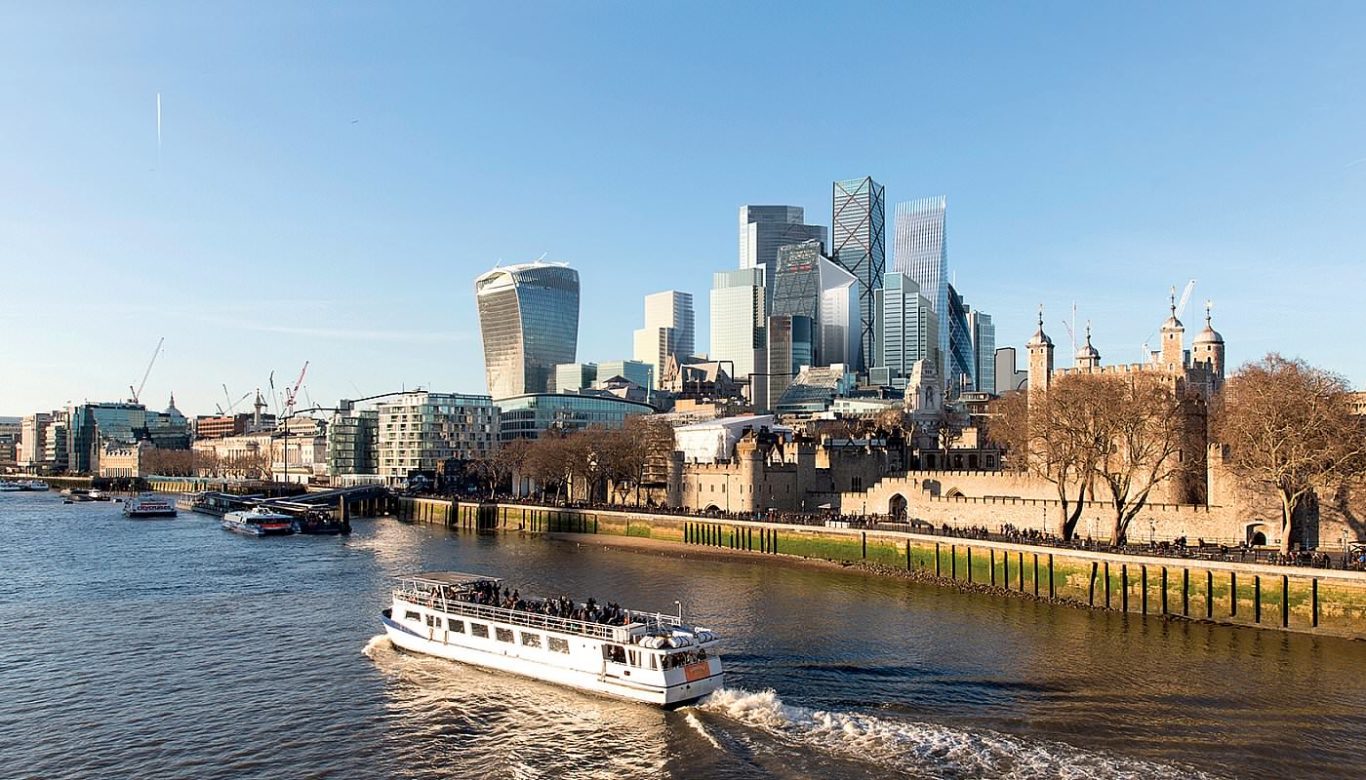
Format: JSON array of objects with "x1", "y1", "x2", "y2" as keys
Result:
[{"x1": 888, "y1": 494, "x2": 908, "y2": 521}]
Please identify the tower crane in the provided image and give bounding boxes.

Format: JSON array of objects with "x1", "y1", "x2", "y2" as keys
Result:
[
  {"x1": 284, "y1": 361, "x2": 310, "y2": 417},
  {"x1": 128, "y1": 337, "x2": 165, "y2": 404}
]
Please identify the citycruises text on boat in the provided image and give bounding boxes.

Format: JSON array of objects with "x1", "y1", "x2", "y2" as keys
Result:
[
  {"x1": 222, "y1": 506, "x2": 295, "y2": 536},
  {"x1": 123, "y1": 493, "x2": 178, "y2": 519},
  {"x1": 380, "y1": 572, "x2": 724, "y2": 707}
]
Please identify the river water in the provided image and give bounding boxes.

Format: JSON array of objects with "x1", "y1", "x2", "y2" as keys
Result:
[{"x1": 1, "y1": 493, "x2": 1364, "y2": 779}]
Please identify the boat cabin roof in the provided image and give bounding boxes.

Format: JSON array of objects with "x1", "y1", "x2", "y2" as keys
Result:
[{"x1": 401, "y1": 571, "x2": 501, "y2": 589}]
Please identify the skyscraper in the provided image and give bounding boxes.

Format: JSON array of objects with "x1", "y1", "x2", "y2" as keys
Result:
[
  {"x1": 738, "y1": 205, "x2": 828, "y2": 272},
  {"x1": 632, "y1": 290, "x2": 695, "y2": 389},
  {"x1": 971, "y1": 309, "x2": 996, "y2": 392},
  {"x1": 893, "y1": 196, "x2": 949, "y2": 383},
  {"x1": 831, "y1": 177, "x2": 885, "y2": 372},
  {"x1": 769, "y1": 240, "x2": 858, "y2": 368},
  {"x1": 475, "y1": 261, "x2": 580, "y2": 400},
  {"x1": 710, "y1": 268, "x2": 767, "y2": 401},
  {"x1": 967, "y1": 308, "x2": 996, "y2": 394},
  {"x1": 876, "y1": 272, "x2": 938, "y2": 383},
  {"x1": 945, "y1": 283, "x2": 975, "y2": 395}
]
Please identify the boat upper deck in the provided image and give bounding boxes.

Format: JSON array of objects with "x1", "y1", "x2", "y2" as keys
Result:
[{"x1": 394, "y1": 571, "x2": 689, "y2": 644}]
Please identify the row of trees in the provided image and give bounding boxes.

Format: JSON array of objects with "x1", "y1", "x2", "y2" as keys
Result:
[
  {"x1": 465, "y1": 416, "x2": 675, "y2": 504},
  {"x1": 991, "y1": 354, "x2": 1366, "y2": 551},
  {"x1": 139, "y1": 448, "x2": 273, "y2": 480},
  {"x1": 991, "y1": 371, "x2": 1195, "y2": 545}
]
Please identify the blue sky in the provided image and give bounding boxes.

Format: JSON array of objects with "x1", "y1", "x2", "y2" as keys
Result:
[{"x1": 2, "y1": 2, "x2": 1363, "y2": 415}]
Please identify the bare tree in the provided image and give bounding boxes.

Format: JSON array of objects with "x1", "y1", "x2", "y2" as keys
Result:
[
  {"x1": 1092, "y1": 373, "x2": 1194, "y2": 545},
  {"x1": 991, "y1": 375, "x2": 1109, "y2": 540},
  {"x1": 1214, "y1": 354, "x2": 1366, "y2": 553}
]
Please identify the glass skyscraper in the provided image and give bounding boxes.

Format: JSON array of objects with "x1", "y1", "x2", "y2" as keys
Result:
[
  {"x1": 893, "y1": 196, "x2": 949, "y2": 385},
  {"x1": 475, "y1": 262, "x2": 580, "y2": 400},
  {"x1": 769, "y1": 240, "x2": 858, "y2": 368},
  {"x1": 967, "y1": 308, "x2": 996, "y2": 394},
  {"x1": 831, "y1": 177, "x2": 885, "y2": 372},
  {"x1": 738, "y1": 205, "x2": 828, "y2": 272},
  {"x1": 877, "y1": 272, "x2": 939, "y2": 381},
  {"x1": 632, "y1": 290, "x2": 695, "y2": 388},
  {"x1": 709, "y1": 267, "x2": 766, "y2": 383},
  {"x1": 945, "y1": 283, "x2": 975, "y2": 395}
]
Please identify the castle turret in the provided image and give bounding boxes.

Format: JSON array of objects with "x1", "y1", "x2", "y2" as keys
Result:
[
  {"x1": 1075, "y1": 322, "x2": 1100, "y2": 370},
  {"x1": 1026, "y1": 305, "x2": 1054, "y2": 395},
  {"x1": 1160, "y1": 287, "x2": 1185, "y2": 371},
  {"x1": 1191, "y1": 301, "x2": 1225, "y2": 382}
]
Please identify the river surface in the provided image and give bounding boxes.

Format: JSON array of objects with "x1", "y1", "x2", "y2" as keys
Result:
[{"x1": 2, "y1": 493, "x2": 1364, "y2": 779}]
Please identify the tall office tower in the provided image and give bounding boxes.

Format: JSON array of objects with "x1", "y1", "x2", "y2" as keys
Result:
[
  {"x1": 893, "y1": 196, "x2": 949, "y2": 382},
  {"x1": 769, "y1": 240, "x2": 858, "y2": 368},
  {"x1": 945, "y1": 284, "x2": 975, "y2": 395},
  {"x1": 876, "y1": 272, "x2": 939, "y2": 383},
  {"x1": 554, "y1": 362, "x2": 599, "y2": 393},
  {"x1": 764, "y1": 314, "x2": 815, "y2": 412},
  {"x1": 967, "y1": 308, "x2": 996, "y2": 393},
  {"x1": 738, "y1": 206, "x2": 828, "y2": 271},
  {"x1": 475, "y1": 261, "x2": 580, "y2": 399},
  {"x1": 831, "y1": 177, "x2": 885, "y2": 372},
  {"x1": 632, "y1": 290, "x2": 695, "y2": 388},
  {"x1": 710, "y1": 268, "x2": 767, "y2": 401}
]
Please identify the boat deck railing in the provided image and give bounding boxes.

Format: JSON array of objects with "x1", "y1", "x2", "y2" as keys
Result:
[{"x1": 395, "y1": 590, "x2": 684, "y2": 642}]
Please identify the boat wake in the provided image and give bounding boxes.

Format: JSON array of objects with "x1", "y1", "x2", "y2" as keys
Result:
[
  {"x1": 361, "y1": 633, "x2": 392, "y2": 660},
  {"x1": 683, "y1": 710, "x2": 724, "y2": 751},
  {"x1": 697, "y1": 688, "x2": 1214, "y2": 779}
]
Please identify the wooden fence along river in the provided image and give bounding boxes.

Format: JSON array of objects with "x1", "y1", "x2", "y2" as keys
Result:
[{"x1": 397, "y1": 497, "x2": 1366, "y2": 640}]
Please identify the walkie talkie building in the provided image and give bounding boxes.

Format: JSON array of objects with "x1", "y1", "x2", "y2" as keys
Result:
[{"x1": 475, "y1": 262, "x2": 580, "y2": 400}]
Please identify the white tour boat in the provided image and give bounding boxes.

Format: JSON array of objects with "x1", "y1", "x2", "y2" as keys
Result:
[
  {"x1": 123, "y1": 493, "x2": 178, "y2": 519},
  {"x1": 380, "y1": 572, "x2": 724, "y2": 707},
  {"x1": 222, "y1": 506, "x2": 296, "y2": 536}
]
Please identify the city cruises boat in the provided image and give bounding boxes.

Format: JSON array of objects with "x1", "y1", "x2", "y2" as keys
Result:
[
  {"x1": 0, "y1": 482, "x2": 21, "y2": 492},
  {"x1": 222, "y1": 506, "x2": 296, "y2": 536},
  {"x1": 123, "y1": 494, "x2": 178, "y2": 519},
  {"x1": 18, "y1": 480, "x2": 48, "y2": 491},
  {"x1": 379, "y1": 572, "x2": 724, "y2": 707}
]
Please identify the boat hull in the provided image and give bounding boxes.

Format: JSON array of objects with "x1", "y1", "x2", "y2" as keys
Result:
[
  {"x1": 222, "y1": 520, "x2": 294, "y2": 536},
  {"x1": 125, "y1": 510, "x2": 178, "y2": 519},
  {"x1": 380, "y1": 611, "x2": 723, "y2": 707}
]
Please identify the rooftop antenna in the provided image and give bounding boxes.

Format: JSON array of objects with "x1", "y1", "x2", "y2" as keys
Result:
[{"x1": 536, "y1": 251, "x2": 549, "y2": 262}]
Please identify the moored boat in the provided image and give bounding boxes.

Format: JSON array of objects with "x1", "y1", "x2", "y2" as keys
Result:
[
  {"x1": 379, "y1": 572, "x2": 724, "y2": 707},
  {"x1": 123, "y1": 494, "x2": 177, "y2": 519},
  {"x1": 222, "y1": 506, "x2": 296, "y2": 536}
]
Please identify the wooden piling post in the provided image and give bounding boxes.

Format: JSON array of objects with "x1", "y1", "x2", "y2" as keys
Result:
[
  {"x1": 935, "y1": 543, "x2": 941, "y2": 577},
  {"x1": 967, "y1": 547, "x2": 973, "y2": 584},
  {"x1": 1088, "y1": 562, "x2": 1098, "y2": 606},
  {"x1": 1018, "y1": 552, "x2": 1024, "y2": 591},
  {"x1": 1206, "y1": 570, "x2": 1213, "y2": 619},
  {"x1": 1182, "y1": 568, "x2": 1189, "y2": 616},
  {"x1": 862, "y1": 532, "x2": 867, "y2": 559},
  {"x1": 990, "y1": 549, "x2": 996, "y2": 587},
  {"x1": 1161, "y1": 567, "x2": 1168, "y2": 615},
  {"x1": 1231, "y1": 572, "x2": 1238, "y2": 617},
  {"x1": 1281, "y1": 574, "x2": 1290, "y2": 628},
  {"x1": 906, "y1": 540, "x2": 911, "y2": 570},
  {"x1": 1033, "y1": 554, "x2": 1039, "y2": 597},
  {"x1": 1254, "y1": 575, "x2": 1262, "y2": 623},
  {"x1": 1104, "y1": 561, "x2": 1111, "y2": 608},
  {"x1": 951, "y1": 545, "x2": 957, "y2": 580},
  {"x1": 1141, "y1": 566, "x2": 1148, "y2": 615},
  {"x1": 1121, "y1": 564, "x2": 1129, "y2": 612},
  {"x1": 1048, "y1": 554, "x2": 1055, "y2": 599},
  {"x1": 1312, "y1": 578, "x2": 1319, "y2": 628}
]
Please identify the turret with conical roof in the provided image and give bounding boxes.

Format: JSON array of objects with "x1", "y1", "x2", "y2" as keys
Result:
[
  {"x1": 1160, "y1": 287, "x2": 1186, "y2": 370},
  {"x1": 1027, "y1": 305, "x2": 1054, "y2": 394},
  {"x1": 1191, "y1": 301, "x2": 1226, "y2": 382},
  {"x1": 1075, "y1": 322, "x2": 1100, "y2": 369}
]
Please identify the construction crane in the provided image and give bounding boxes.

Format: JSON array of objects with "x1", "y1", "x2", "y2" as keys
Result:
[
  {"x1": 128, "y1": 337, "x2": 165, "y2": 404},
  {"x1": 283, "y1": 361, "x2": 310, "y2": 417},
  {"x1": 221, "y1": 384, "x2": 252, "y2": 416}
]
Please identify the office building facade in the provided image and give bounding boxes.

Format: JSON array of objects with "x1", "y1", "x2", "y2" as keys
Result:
[
  {"x1": 945, "y1": 284, "x2": 975, "y2": 395},
  {"x1": 632, "y1": 290, "x2": 694, "y2": 389},
  {"x1": 830, "y1": 177, "x2": 885, "y2": 372},
  {"x1": 496, "y1": 393, "x2": 654, "y2": 441},
  {"x1": 893, "y1": 196, "x2": 949, "y2": 384},
  {"x1": 710, "y1": 268, "x2": 767, "y2": 401},
  {"x1": 475, "y1": 262, "x2": 580, "y2": 399},
  {"x1": 327, "y1": 401, "x2": 379, "y2": 477},
  {"x1": 769, "y1": 240, "x2": 858, "y2": 368},
  {"x1": 967, "y1": 308, "x2": 996, "y2": 394},
  {"x1": 876, "y1": 272, "x2": 939, "y2": 384}
]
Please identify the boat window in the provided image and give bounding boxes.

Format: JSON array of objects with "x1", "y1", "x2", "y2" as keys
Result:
[
  {"x1": 521, "y1": 632, "x2": 541, "y2": 648},
  {"x1": 650, "y1": 654, "x2": 658, "y2": 670},
  {"x1": 495, "y1": 627, "x2": 514, "y2": 643},
  {"x1": 470, "y1": 623, "x2": 489, "y2": 638},
  {"x1": 601, "y1": 644, "x2": 627, "y2": 664},
  {"x1": 426, "y1": 615, "x2": 440, "y2": 627},
  {"x1": 448, "y1": 619, "x2": 465, "y2": 633},
  {"x1": 404, "y1": 611, "x2": 421, "y2": 622},
  {"x1": 628, "y1": 650, "x2": 640, "y2": 667},
  {"x1": 548, "y1": 637, "x2": 570, "y2": 654}
]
